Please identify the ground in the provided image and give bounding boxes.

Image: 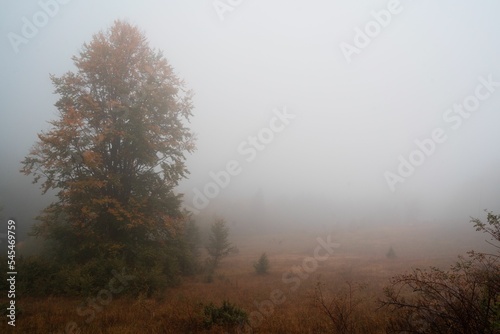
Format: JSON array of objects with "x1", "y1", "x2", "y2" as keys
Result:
[{"x1": 0, "y1": 221, "x2": 486, "y2": 333}]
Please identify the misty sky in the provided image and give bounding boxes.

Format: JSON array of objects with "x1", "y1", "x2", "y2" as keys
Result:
[{"x1": 1, "y1": 0, "x2": 500, "y2": 231}]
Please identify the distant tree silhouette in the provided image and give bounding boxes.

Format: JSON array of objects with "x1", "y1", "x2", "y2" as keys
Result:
[
  {"x1": 254, "y1": 252, "x2": 270, "y2": 275},
  {"x1": 386, "y1": 246, "x2": 397, "y2": 259},
  {"x1": 206, "y1": 219, "x2": 235, "y2": 270}
]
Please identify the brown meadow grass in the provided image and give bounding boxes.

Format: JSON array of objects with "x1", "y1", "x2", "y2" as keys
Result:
[{"x1": 0, "y1": 222, "x2": 482, "y2": 333}]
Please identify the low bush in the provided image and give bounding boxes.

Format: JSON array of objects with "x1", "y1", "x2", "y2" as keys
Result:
[{"x1": 203, "y1": 300, "x2": 248, "y2": 330}]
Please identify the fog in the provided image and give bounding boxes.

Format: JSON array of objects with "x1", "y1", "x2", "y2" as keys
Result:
[{"x1": 2, "y1": 0, "x2": 500, "y2": 240}]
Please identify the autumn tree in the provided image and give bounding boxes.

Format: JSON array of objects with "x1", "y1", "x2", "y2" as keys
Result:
[{"x1": 21, "y1": 20, "x2": 197, "y2": 293}]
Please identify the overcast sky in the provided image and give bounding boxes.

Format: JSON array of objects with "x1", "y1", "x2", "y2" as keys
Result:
[{"x1": 1, "y1": 0, "x2": 500, "y2": 230}]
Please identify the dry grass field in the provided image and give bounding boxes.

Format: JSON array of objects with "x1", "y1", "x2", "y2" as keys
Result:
[{"x1": 0, "y1": 222, "x2": 486, "y2": 333}]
